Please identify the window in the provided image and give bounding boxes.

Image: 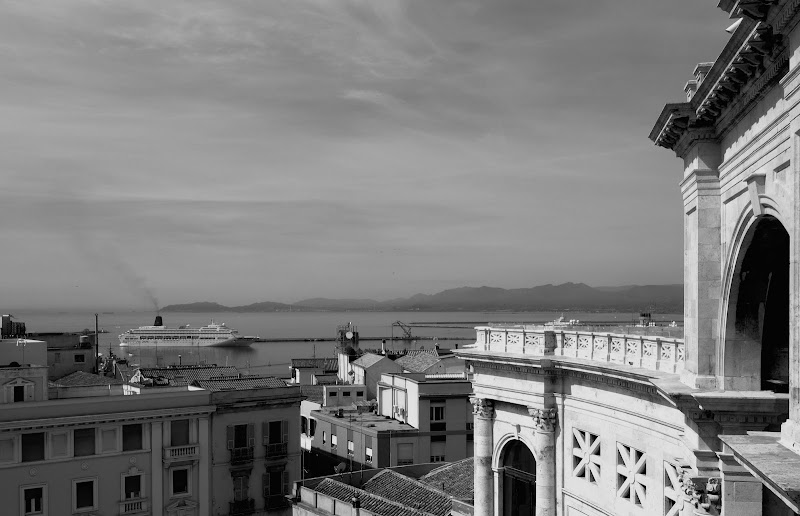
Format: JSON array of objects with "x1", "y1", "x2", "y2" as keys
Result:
[
  {"x1": 572, "y1": 428, "x2": 601, "y2": 484},
  {"x1": 466, "y1": 423, "x2": 474, "y2": 431},
  {"x1": 124, "y1": 475, "x2": 142, "y2": 500},
  {"x1": 430, "y1": 403, "x2": 446, "y2": 431},
  {"x1": 365, "y1": 447, "x2": 373, "y2": 464},
  {"x1": 617, "y1": 443, "x2": 646, "y2": 506},
  {"x1": 322, "y1": 431, "x2": 326, "y2": 445},
  {"x1": 73, "y1": 428, "x2": 95, "y2": 457},
  {"x1": 397, "y1": 443, "x2": 413, "y2": 465},
  {"x1": 171, "y1": 419, "x2": 190, "y2": 446},
  {"x1": 347, "y1": 440, "x2": 354, "y2": 456},
  {"x1": 21, "y1": 433, "x2": 45, "y2": 462},
  {"x1": 310, "y1": 419, "x2": 316, "y2": 437},
  {"x1": 171, "y1": 467, "x2": 190, "y2": 496},
  {"x1": 430, "y1": 405, "x2": 445, "y2": 421},
  {"x1": 233, "y1": 475, "x2": 249, "y2": 502},
  {"x1": 73, "y1": 478, "x2": 97, "y2": 512},
  {"x1": 263, "y1": 468, "x2": 290, "y2": 509},
  {"x1": 331, "y1": 434, "x2": 338, "y2": 449},
  {"x1": 266, "y1": 420, "x2": 285, "y2": 445},
  {"x1": 342, "y1": 391, "x2": 351, "y2": 397},
  {"x1": 5, "y1": 379, "x2": 33, "y2": 403},
  {"x1": 430, "y1": 440, "x2": 445, "y2": 463},
  {"x1": 122, "y1": 424, "x2": 143, "y2": 451},
  {"x1": 21, "y1": 485, "x2": 45, "y2": 515},
  {"x1": 356, "y1": 391, "x2": 364, "y2": 397},
  {"x1": 14, "y1": 386, "x2": 24, "y2": 402},
  {"x1": 74, "y1": 354, "x2": 85, "y2": 364},
  {"x1": 54, "y1": 353, "x2": 61, "y2": 364}
]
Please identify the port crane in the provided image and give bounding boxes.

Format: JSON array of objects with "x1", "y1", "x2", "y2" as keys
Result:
[{"x1": 391, "y1": 321, "x2": 414, "y2": 340}]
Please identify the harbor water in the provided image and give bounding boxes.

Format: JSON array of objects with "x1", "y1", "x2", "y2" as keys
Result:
[{"x1": 16, "y1": 311, "x2": 683, "y2": 378}]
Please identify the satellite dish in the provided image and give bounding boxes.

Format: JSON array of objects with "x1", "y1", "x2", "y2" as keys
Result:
[{"x1": 345, "y1": 331, "x2": 353, "y2": 340}]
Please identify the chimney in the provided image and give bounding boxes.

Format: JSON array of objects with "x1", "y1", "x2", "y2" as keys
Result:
[
  {"x1": 381, "y1": 340, "x2": 386, "y2": 355},
  {"x1": 154, "y1": 315, "x2": 163, "y2": 326}
]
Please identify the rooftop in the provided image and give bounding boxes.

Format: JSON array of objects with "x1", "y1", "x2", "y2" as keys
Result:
[
  {"x1": 291, "y1": 358, "x2": 338, "y2": 371},
  {"x1": 136, "y1": 365, "x2": 239, "y2": 382},
  {"x1": 419, "y1": 458, "x2": 474, "y2": 501},
  {"x1": 312, "y1": 408, "x2": 416, "y2": 433},
  {"x1": 362, "y1": 470, "x2": 451, "y2": 516},
  {"x1": 52, "y1": 371, "x2": 124, "y2": 387},
  {"x1": 301, "y1": 385, "x2": 325, "y2": 404},
  {"x1": 395, "y1": 351, "x2": 440, "y2": 373},
  {"x1": 191, "y1": 376, "x2": 286, "y2": 391},
  {"x1": 352, "y1": 353, "x2": 386, "y2": 368},
  {"x1": 314, "y1": 478, "x2": 433, "y2": 516}
]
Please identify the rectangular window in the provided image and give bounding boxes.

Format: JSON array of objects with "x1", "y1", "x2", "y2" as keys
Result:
[
  {"x1": 14, "y1": 385, "x2": 25, "y2": 402},
  {"x1": 73, "y1": 478, "x2": 96, "y2": 512},
  {"x1": 74, "y1": 354, "x2": 85, "y2": 364},
  {"x1": 171, "y1": 419, "x2": 190, "y2": 446},
  {"x1": 356, "y1": 391, "x2": 364, "y2": 397},
  {"x1": 329, "y1": 391, "x2": 337, "y2": 397},
  {"x1": 365, "y1": 447, "x2": 373, "y2": 464},
  {"x1": 122, "y1": 424, "x2": 143, "y2": 451},
  {"x1": 331, "y1": 434, "x2": 338, "y2": 449},
  {"x1": 397, "y1": 443, "x2": 413, "y2": 465},
  {"x1": 430, "y1": 440, "x2": 446, "y2": 463},
  {"x1": 73, "y1": 428, "x2": 95, "y2": 457},
  {"x1": 430, "y1": 405, "x2": 445, "y2": 421},
  {"x1": 234, "y1": 424, "x2": 248, "y2": 448},
  {"x1": 268, "y1": 420, "x2": 284, "y2": 444},
  {"x1": 342, "y1": 391, "x2": 351, "y2": 397},
  {"x1": 171, "y1": 468, "x2": 189, "y2": 496},
  {"x1": 347, "y1": 440, "x2": 354, "y2": 456},
  {"x1": 21, "y1": 433, "x2": 45, "y2": 462},
  {"x1": 124, "y1": 475, "x2": 142, "y2": 500},
  {"x1": 233, "y1": 475, "x2": 249, "y2": 501},
  {"x1": 22, "y1": 486, "x2": 44, "y2": 515}
]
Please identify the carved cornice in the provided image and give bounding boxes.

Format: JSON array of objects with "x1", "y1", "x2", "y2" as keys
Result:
[
  {"x1": 527, "y1": 407, "x2": 557, "y2": 432},
  {"x1": 470, "y1": 397, "x2": 495, "y2": 419}
]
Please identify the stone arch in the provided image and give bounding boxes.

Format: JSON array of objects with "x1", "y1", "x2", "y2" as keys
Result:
[
  {"x1": 493, "y1": 432, "x2": 539, "y2": 468},
  {"x1": 495, "y1": 437, "x2": 537, "y2": 516},
  {"x1": 720, "y1": 207, "x2": 790, "y2": 392}
]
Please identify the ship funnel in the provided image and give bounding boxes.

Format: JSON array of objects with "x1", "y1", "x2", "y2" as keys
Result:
[{"x1": 154, "y1": 315, "x2": 163, "y2": 326}]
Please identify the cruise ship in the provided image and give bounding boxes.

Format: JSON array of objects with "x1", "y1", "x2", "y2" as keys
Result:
[{"x1": 119, "y1": 316, "x2": 255, "y2": 348}]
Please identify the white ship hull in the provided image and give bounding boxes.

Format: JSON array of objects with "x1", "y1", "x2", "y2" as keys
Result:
[{"x1": 119, "y1": 316, "x2": 255, "y2": 348}]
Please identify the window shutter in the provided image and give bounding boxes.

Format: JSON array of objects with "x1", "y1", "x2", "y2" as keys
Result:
[
  {"x1": 301, "y1": 417, "x2": 307, "y2": 435},
  {"x1": 347, "y1": 429, "x2": 353, "y2": 441},
  {"x1": 263, "y1": 473, "x2": 270, "y2": 498},
  {"x1": 365, "y1": 436, "x2": 372, "y2": 448},
  {"x1": 262, "y1": 421, "x2": 269, "y2": 446},
  {"x1": 247, "y1": 423, "x2": 255, "y2": 447},
  {"x1": 283, "y1": 470, "x2": 290, "y2": 496},
  {"x1": 281, "y1": 420, "x2": 288, "y2": 444},
  {"x1": 226, "y1": 425, "x2": 234, "y2": 450},
  {"x1": 310, "y1": 419, "x2": 316, "y2": 437}
]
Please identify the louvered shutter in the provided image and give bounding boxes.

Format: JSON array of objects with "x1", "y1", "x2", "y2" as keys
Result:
[
  {"x1": 283, "y1": 470, "x2": 290, "y2": 496},
  {"x1": 263, "y1": 473, "x2": 269, "y2": 498},
  {"x1": 262, "y1": 421, "x2": 269, "y2": 445},
  {"x1": 281, "y1": 420, "x2": 288, "y2": 444},
  {"x1": 247, "y1": 423, "x2": 255, "y2": 447},
  {"x1": 226, "y1": 425, "x2": 234, "y2": 450}
]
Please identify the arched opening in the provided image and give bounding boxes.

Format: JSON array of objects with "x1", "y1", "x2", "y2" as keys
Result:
[
  {"x1": 500, "y1": 440, "x2": 536, "y2": 516},
  {"x1": 724, "y1": 215, "x2": 789, "y2": 392}
]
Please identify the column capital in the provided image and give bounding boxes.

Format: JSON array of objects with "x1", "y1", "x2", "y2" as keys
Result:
[
  {"x1": 528, "y1": 407, "x2": 557, "y2": 432},
  {"x1": 470, "y1": 397, "x2": 494, "y2": 419}
]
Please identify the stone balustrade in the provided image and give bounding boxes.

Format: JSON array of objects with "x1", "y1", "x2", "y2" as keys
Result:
[
  {"x1": 119, "y1": 498, "x2": 148, "y2": 515},
  {"x1": 474, "y1": 326, "x2": 685, "y2": 374}
]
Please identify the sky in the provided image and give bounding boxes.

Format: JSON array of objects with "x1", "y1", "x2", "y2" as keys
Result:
[{"x1": 1, "y1": 0, "x2": 732, "y2": 310}]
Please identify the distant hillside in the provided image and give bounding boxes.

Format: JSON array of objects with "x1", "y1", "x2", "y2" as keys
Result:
[{"x1": 161, "y1": 283, "x2": 683, "y2": 313}]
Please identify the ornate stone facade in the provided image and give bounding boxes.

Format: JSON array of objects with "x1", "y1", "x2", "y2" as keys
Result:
[{"x1": 527, "y1": 407, "x2": 557, "y2": 433}]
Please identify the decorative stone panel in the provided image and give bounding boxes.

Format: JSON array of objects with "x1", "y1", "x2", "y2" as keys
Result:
[
  {"x1": 616, "y1": 442, "x2": 647, "y2": 507},
  {"x1": 663, "y1": 461, "x2": 681, "y2": 516},
  {"x1": 572, "y1": 428, "x2": 601, "y2": 484}
]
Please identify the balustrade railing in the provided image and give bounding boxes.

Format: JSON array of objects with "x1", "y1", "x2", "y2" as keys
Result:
[
  {"x1": 229, "y1": 498, "x2": 256, "y2": 516},
  {"x1": 120, "y1": 499, "x2": 148, "y2": 514},
  {"x1": 475, "y1": 326, "x2": 684, "y2": 374},
  {"x1": 164, "y1": 444, "x2": 200, "y2": 460},
  {"x1": 265, "y1": 442, "x2": 288, "y2": 459},
  {"x1": 231, "y1": 446, "x2": 255, "y2": 465}
]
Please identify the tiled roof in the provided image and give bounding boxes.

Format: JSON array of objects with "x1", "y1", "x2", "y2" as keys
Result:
[
  {"x1": 314, "y1": 478, "x2": 436, "y2": 516},
  {"x1": 394, "y1": 352, "x2": 440, "y2": 373},
  {"x1": 291, "y1": 358, "x2": 338, "y2": 371},
  {"x1": 419, "y1": 458, "x2": 474, "y2": 501},
  {"x1": 137, "y1": 365, "x2": 239, "y2": 382},
  {"x1": 192, "y1": 376, "x2": 286, "y2": 391},
  {"x1": 362, "y1": 470, "x2": 451, "y2": 516},
  {"x1": 352, "y1": 353, "x2": 385, "y2": 368},
  {"x1": 52, "y1": 371, "x2": 124, "y2": 387},
  {"x1": 301, "y1": 385, "x2": 325, "y2": 404}
]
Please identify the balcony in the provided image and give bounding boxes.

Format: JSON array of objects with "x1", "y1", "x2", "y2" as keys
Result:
[
  {"x1": 230, "y1": 446, "x2": 255, "y2": 465},
  {"x1": 120, "y1": 498, "x2": 149, "y2": 515},
  {"x1": 163, "y1": 444, "x2": 200, "y2": 465},
  {"x1": 474, "y1": 326, "x2": 685, "y2": 374},
  {"x1": 264, "y1": 442, "x2": 288, "y2": 459},
  {"x1": 229, "y1": 498, "x2": 255, "y2": 516},
  {"x1": 265, "y1": 494, "x2": 289, "y2": 510}
]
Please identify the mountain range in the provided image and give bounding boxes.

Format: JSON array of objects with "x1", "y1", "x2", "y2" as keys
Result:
[{"x1": 161, "y1": 283, "x2": 683, "y2": 313}]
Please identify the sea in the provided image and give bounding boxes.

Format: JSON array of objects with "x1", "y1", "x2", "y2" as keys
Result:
[{"x1": 16, "y1": 311, "x2": 683, "y2": 378}]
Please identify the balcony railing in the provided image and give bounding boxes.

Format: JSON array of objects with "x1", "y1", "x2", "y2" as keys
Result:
[
  {"x1": 163, "y1": 444, "x2": 200, "y2": 464},
  {"x1": 474, "y1": 326, "x2": 685, "y2": 374},
  {"x1": 120, "y1": 498, "x2": 149, "y2": 515},
  {"x1": 264, "y1": 442, "x2": 288, "y2": 459},
  {"x1": 265, "y1": 494, "x2": 289, "y2": 510},
  {"x1": 229, "y1": 498, "x2": 256, "y2": 516},
  {"x1": 231, "y1": 446, "x2": 255, "y2": 465}
]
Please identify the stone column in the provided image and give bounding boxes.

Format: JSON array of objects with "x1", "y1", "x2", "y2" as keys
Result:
[
  {"x1": 198, "y1": 416, "x2": 210, "y2": 516},
  {"x1": 471, "y1": 397, "x2": 495, "y2": 516},
  {"x1": 151, "y1": 421, "x2": 164, "y2": 516},
  {"x1": 679, "y1": 140, "x2": 722, "y2": 390},
  {"x1": 528, "y1": 407, "x2": 557, "y2": 516}
]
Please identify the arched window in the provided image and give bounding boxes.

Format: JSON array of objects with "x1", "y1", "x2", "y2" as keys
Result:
[{"x1": 501, "y1": 440, "x2": 536, "y2": 516}]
